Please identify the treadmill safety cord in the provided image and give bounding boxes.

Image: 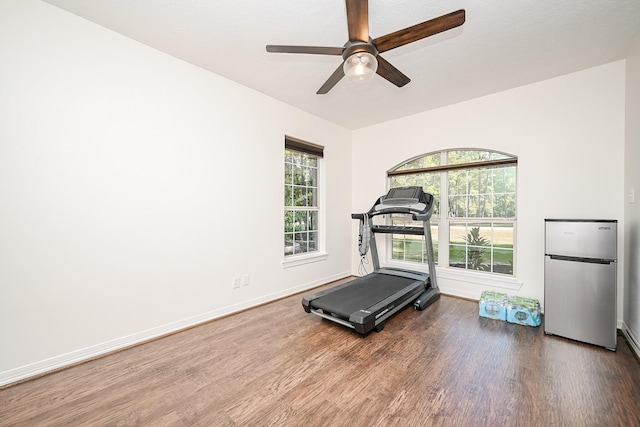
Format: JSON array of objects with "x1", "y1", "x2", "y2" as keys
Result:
[{"x1": 358, "y1": 214, "x2": 371, "y2": 276}]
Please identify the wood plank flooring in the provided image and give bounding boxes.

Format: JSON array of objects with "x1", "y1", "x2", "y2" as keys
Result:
[{"x1": 2, "y1": 279, "x2": 640, "y2": 426}]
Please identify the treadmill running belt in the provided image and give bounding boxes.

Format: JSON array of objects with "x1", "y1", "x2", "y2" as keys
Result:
[{"x1": 310, "y1": 273, "x2": 416, "y2": 319}]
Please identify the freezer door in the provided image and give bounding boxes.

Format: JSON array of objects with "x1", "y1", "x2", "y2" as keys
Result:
[
  {"x1": 544, "y1": 256, "x2": 617, "y2": 350},
  {"x1": 545, "y1": 220, "x2": 617, "y2": 260}
]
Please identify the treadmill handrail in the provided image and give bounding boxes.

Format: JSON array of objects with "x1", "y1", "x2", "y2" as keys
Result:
[{"x1": 371, "y1": 225, "x2": 425, "y2": 235}]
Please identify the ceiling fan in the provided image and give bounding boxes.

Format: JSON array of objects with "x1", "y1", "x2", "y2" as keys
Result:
[{"x1": 266, "y1": 0, "x2": 465, "y2": 94}]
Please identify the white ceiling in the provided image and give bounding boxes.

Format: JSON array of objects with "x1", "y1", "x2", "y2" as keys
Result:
[{"x1": 42, "y1": 0, "x2": 640, "y2": 130}]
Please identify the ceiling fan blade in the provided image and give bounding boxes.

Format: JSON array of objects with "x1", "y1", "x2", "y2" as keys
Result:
[
  {"x1": 375, "y1": 55, "x2": 410, "y2": 87},
  {"x1": 373, "y1": 9, "x2": 465, "y2": 53},
  {"x1": 266, "y1": 45, "x2": 344, "y2": 55},
  {"x1": 317, "y1": 63, "x2": 345, "y2": 94},
  {"x1": 346, "y1": 0, "x2": 369, "y2": 42}
]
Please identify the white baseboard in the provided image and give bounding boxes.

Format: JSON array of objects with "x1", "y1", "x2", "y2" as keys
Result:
[
  {"x1": 0, "y1": 271, "x2": 349, "y2": 388},
  {"x1": 621, "y1": 322, "x2": 640, "y2": 358}
]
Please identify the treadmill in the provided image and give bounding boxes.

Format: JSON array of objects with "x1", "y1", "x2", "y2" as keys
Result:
[{"x1": 302, "y1": 186, "x2": 440, "y2": 333}]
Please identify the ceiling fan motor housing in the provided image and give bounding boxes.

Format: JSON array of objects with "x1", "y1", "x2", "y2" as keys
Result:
[{"x1": 342, "y1": 40, "x2": 378, "y2": 60}]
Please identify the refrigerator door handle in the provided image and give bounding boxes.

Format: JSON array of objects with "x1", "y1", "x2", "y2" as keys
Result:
[{"x1": 548, "y1": 254, "x2": 613, "y2": 265}]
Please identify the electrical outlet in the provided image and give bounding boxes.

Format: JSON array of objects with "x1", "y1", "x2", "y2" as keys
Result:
[
  {"x1": 242, "y1": 274, "x2": 250, "y2": 286},
  {"x1": 233, "y1": 276, "x2": 240, "y2": 289}
]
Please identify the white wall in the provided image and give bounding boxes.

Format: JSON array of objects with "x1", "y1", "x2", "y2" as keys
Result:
[
  {"x1": 624, "y1": 31, "x2": 640, "y2": 352},
  {"x1": 352, "y1": 62, "x2": 626, "y2": 312},
  {"x1": 0, "y1": 0, "x2": 352, "y2": 385}
]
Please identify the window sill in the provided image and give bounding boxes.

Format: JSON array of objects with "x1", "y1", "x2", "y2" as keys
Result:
[
  {"x1": 282, "y1": 252, "x2": 328, "y2": 269},
  {"x1": 437, "y1": 267, "x2": 523, "y2": 291},
  {"x1": 385, "y1": 260, "x2": 523, "y2": 291}
]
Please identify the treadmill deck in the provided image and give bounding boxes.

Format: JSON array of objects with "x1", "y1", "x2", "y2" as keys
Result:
[{"x1": 310, "y1": 272, "x2": 418, "y2": 319}]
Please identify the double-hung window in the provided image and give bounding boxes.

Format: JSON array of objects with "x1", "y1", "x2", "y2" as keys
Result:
[
  {"x1": 284, "y1": 136, "x2": 323, "y2": 257},
  {"x1": 388, "y1": 149, "x2": 517, "y2": 276}
]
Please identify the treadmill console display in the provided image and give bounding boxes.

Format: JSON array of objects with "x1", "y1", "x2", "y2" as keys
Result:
[
  {"x1": 381, "y1": 186, "x2": 422, "y2": 205},
  {"x1": 374, "y1": 186, "x2": 430, "y2": 216}
]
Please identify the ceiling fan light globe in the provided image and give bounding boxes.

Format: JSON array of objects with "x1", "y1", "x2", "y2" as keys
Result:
[{"x1": 343, "y1": 52, "x2": 378, "y2": 83}]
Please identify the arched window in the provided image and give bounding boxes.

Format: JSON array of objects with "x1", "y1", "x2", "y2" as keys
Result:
[{"x1": 388, "y1": 149, "x2": 517, "y2": 276}]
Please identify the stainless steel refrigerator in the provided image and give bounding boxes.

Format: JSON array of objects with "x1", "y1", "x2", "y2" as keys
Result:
[{"x1": 544, "y1": 219, "x2": 617, "y2": 350}]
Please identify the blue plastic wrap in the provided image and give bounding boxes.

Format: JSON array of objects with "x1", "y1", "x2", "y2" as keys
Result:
[
  {"x1": 507, "y1": 296, "x2": 541, "y2": 327},
  {"x1": 479, "y1": 291, "x2": 508, "y2": 321}
]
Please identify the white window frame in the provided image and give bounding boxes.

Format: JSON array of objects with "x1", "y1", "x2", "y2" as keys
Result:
[
  {"x1": 386, "y1": 149, "x2": 518, "y2": 280},
  {"x1": 282, "y1": 136, "x2": 327, "y2": 268}
]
